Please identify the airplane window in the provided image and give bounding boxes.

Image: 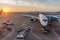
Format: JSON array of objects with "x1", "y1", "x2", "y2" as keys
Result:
[{"x1": 43, "y1": 19, "x2": 48, "y2": 22}]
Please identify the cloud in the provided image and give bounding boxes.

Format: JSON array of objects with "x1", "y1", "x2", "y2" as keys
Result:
[
  {"x1": 16, "y1": 0, "x2": 46, "y2": 8},
  {"x1": 0, "y1": 0, "x2": 60, "y2": 9},
  {"x1": 0, "y1": 0, "x2": 16, "y2": 5},
  {"x1": 0, "y1": 0, "x2": 43, "y2": 7},
  {"x1": 17, "y1": 0, "x2": 32, "y2": 6}
]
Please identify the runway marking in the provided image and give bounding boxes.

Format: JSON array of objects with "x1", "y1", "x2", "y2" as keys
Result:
[
  {"x1": 18, "y1": 25, "x2": 42, "y2": 40},
  {"x1": 31, "y1": 31, "x2": 42, "y2": 40},
  {"x1": 24, "y1": 26, "x2": 42, "y2": 40},
  {"x1": 51, "y1": 29, "x2": 60, "y2": 40}
]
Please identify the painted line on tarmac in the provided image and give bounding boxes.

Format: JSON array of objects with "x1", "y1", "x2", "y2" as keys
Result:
[
  {"x1": 31, "y1": 31, "x2": 42, "y2": 40},
  {"x1": 25, "y1": 26, "x2": 42, "y2": 40},
  {"x1": 1, "y1": 28, "x2": 15, "y2": 40},
  {"x1": 30, "y1": 26, "x2": 42, "y2": 40},
  {"x1": 51, "y1": 29, "x2": 60, "y2": 40}
]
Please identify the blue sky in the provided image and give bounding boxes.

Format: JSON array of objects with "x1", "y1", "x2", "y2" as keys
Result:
[{"x1": 0, "y1": 0, "x2": 60, "y2": 12}]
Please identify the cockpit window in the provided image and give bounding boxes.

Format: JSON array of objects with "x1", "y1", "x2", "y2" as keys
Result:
[{"x1": 43, "y1": 19, "x2": 48, "y2": 22}]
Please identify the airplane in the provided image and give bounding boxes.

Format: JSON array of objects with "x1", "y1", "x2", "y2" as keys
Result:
[{"x1": 23, "y1": 14, "x2": 59, "y2": 34}]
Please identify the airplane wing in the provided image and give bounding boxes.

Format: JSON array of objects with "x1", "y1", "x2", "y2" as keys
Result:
[
  {"x1": 46, "y1": 15, "x2": 60, "y2": 22},
  {"x1": 22, "y1": 14, "x2": 39, "y2": 19},
  {"x1": 23, "y1": 14, "x2": 60, "y2": 22},
  {"x1": 46, "y1": 15, "x2": 60, "y2": 16},
  {"x1": 46, "y1": 15, "x2": 60, "y2": 18}
]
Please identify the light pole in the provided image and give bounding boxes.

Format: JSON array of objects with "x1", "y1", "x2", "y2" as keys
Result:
[{"x1": 0, "y1": 9, "x2": 3, "y2": 16}]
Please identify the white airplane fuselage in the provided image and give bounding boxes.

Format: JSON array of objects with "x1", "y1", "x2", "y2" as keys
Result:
[{"x1": 38, "y1": 14, "x2": 48, "y2": 26}]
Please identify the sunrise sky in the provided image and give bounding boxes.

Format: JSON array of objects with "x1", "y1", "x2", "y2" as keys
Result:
[{"x1": 0, "y1": 0, "x2": 60, "y2": 12}]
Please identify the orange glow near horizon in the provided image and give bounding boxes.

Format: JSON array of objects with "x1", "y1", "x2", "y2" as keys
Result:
[
  {"x1": 2, "y1": 7, "x2": 11, "y2": 17},
  {"x1": 3, "y1": 8, "x2": 10, "y2": 12},
  {"x1": 1, "y1": 7, "x2": 60, "y2": 12}
]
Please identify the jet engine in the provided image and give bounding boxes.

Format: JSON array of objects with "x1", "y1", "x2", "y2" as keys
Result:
[{"x1": 30, "y1": 18, "x2": 38, "y2": 21}]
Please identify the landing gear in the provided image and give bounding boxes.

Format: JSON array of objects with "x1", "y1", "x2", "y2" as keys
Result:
[
  {"x1": 41, "y1": 27, "x2": 50, "y2": 34},
  {"x1": 43, "y1": 28, "x2": 50, "y2": 34}
]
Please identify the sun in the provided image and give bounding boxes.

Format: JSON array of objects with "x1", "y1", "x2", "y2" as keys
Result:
[
  {"x1": 2, "y1": 8, "x2": 11, "y2": 17},
  {"x1": 3, "y1": 8, "x2": 10, "y2": 12}
]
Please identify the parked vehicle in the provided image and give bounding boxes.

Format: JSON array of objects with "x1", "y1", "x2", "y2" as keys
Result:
[{"x1": 17, "y1": 28, "x2": 30, "y2": 39}]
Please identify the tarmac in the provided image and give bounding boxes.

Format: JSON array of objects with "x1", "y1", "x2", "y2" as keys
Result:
[{"x1": 0, "y1": 12, "x2": 60, "y2": 40}]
